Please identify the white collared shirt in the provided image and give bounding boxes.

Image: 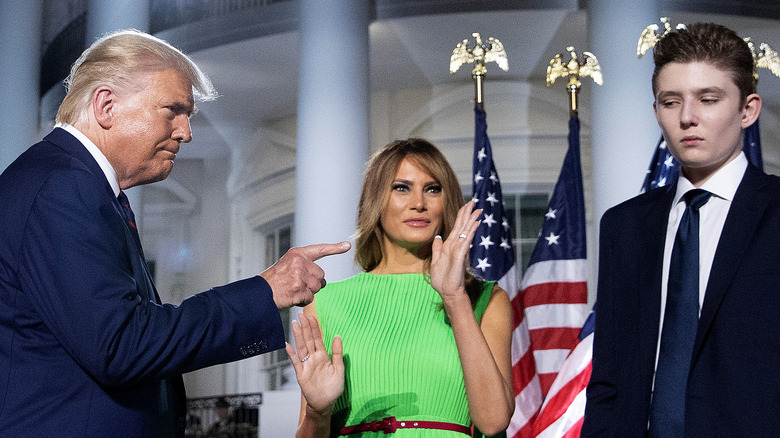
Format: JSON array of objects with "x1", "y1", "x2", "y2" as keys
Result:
[
  {"x1": 55, "y1": 123, "x2": 121, "y2": 198},
  {"x1": 654, "y1": 152, "x2": 747, "y2": 371}
]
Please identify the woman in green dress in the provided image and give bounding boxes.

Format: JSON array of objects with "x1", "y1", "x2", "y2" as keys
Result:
[{"x1": 286, "y1": 138, "x2": 514, "y2": 437}]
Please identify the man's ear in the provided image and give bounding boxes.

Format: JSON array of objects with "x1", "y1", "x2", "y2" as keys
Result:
[
  {"x1": 741, "y1": 93, "x2": 762, "y2": 129},
  {"x1": 92, "y1": 86, "x2": 117, "y2": 129}
]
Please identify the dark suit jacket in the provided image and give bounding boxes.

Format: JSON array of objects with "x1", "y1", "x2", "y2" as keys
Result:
[
  {"x1": 582, "y1": 164, "x2": 780, "y2": 437},
  {"x1": 0, "y1": 128, "x2": 285, "y2": 437}
]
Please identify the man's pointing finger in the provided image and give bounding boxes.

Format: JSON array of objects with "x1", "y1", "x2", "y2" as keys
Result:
[{"x1": 298, "y1": 241, "x2": 351, "y2": 261}]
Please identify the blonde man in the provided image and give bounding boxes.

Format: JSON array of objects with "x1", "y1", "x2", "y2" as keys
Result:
[{"x1": 0, "y1": 30, "x2": 348, "y2": 437}]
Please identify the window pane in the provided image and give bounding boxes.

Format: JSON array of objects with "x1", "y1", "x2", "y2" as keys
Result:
[
  {"x1": 520, "y1": 241, "x2": 537, "y2": 274},
  {"x1": 262, "y1": 225, "x2": 293, "y2": 390},
  {"x1": 264, "y1": 233, "x2": 276, "y2": 269},
  {"x1": 279, "y1": 227, "x2": 291, "y2": 255},
  {"x1": 519, "y1": 194, "x2": 548, "y2": 240}
]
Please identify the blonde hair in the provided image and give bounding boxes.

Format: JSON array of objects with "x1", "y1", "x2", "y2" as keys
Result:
[
  {"x1": 56, "y1": 29, "x2": 217, "y2": 125},
  {"x1": 355, "y1": 139, "x2": 484, "y2": 304}
]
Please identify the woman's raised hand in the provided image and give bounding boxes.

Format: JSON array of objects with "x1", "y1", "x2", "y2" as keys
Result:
[
  {"x1": 285, "y1": 313, "x2": 344, "y2": 414},
  {"x1": 430, "y1": 201, "x2": 482, "y2": 302}
]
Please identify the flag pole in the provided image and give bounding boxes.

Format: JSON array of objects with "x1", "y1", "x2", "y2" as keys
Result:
[
  {"x1": 526, "y1": 46, "x2": 602, "y2": 438},
  {"x1": 450, "y1": 32, "x2": 514, "y2": 438}
]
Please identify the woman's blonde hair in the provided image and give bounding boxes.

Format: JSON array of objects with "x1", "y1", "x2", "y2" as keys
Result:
[
  {"x1": 355, "y1": 138, "x2": 484, "y2": 304},
  {"x1": 56, "y1": 29, "x2": 217, "y2": 125}
]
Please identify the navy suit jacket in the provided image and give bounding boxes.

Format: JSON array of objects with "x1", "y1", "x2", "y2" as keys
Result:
[
  {"x1": 0, "y1": 128, "x2": 285, "y2": 437},
  {"x1": 582, "y1": 165, "x2": 780, "y2": 437}
]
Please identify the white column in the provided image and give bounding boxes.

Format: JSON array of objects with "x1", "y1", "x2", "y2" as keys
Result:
[
  {"x1": 295, "y1": 0, "x2": 371, "y2": 282},
  {"x1": 87, "y1": 0, "x2": 150, "y2": 43},
  {"x1": 588, "y1": 0, "x2": 661, "y2": 220},
  {"x1": 0, "y1": 1, "x2": 43, "y2": 172},
  {"x1": 587, "y1": 0, "x2": 660, "y2": 300}
]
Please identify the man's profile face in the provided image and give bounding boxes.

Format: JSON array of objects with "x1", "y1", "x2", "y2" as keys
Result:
[
  {"x1": 108, "y1": 69, "x2": 195, "y2": 188},
  {"x1": 653, "y1": 61, "x2": 752, "y2": 185}
]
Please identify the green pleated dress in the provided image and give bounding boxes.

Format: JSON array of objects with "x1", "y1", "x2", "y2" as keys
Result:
[{"x1": 314, "y1": 273, "x2": 495, "y2": 437}]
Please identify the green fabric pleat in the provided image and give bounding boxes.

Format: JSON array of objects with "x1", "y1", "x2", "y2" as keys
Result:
[{"x1": 315, "y1": 273, "x2": 494, "y2": 437}]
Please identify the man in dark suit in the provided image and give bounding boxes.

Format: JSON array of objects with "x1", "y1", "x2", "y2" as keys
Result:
[
  {"x1": 583, "y1": 23, "x2": 777, "y2": 437},
  {"x1": 0, "y1": 30, "x2": 349, "y2": 437}
]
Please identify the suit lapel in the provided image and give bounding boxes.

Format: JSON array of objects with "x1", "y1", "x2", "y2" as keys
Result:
[
  {"x1": 637, "y1": 185, "x2": 677, "y2": 382},
  {"x1": 692, "y1": 166, "x2": 769, "y2": 360},
  {"x1": 47, "y1": 128, "x2": 162, "y2": 304}
]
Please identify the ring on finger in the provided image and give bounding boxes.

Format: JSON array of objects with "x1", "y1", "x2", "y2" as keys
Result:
[
  {"x1": 458, "y1": 234, "x2": 467, "y2": 239},
  {"x1": 300, "y1": 355, "x2": 310, "y2": 362}
]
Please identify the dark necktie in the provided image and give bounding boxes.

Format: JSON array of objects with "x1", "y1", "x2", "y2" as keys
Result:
[
  {"x1": 117, "y1": 196, "x2": 174, "y2": 419},
  {"x1": 118, "y1": 191, "x2": 162, "y2": 305},
  {"x1": 649, "y1": 189, "x2": 712, "y2": 438},
  {"x1": 118, "y1": 190, "x2": 143, "y2": 254}
]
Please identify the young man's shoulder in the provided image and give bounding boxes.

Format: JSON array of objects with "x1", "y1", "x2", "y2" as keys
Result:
[{"x1": 603, "y1": 185, "x2": 673, "y2": 220}]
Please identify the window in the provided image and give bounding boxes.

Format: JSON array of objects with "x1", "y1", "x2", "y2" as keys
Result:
[
  {"x1": 262, "y1": 225, "x2": 292, "y2": 390},
  {"x1": 505, "y1": 194, "x2": 549, "y2": 274}
]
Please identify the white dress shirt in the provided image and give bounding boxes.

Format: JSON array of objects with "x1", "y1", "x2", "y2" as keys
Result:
[{"x1": 654, "y1": 152, "x2": 747, "y2": 373}]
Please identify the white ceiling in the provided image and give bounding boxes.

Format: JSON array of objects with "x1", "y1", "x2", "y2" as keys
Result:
[{"x1": 180, "y1": 9, "x2": 780, "y2": 160}]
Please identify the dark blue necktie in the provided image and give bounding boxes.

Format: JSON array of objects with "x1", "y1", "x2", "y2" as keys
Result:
[
  {"x1": 118, "y1": 190, "x2": 161, "y2": 304},
  {"x1": 118, "y1": 190, "x2": 143, "y2": 254},
  {"x1": 649, "y1": 189, "x2": 712, "y2": 438}
]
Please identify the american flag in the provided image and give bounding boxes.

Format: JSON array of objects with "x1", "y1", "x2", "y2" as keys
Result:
[
  {"x1": 641, "y1": 118, "x2": 762, "y2": 193},
  {"x1": 532, "y1": 311, "x2": 594, "y2": 438},
  {"x1": 743, "y1": 118, "x2": 763, "y2": 170},
  {"x1": 510, "y1": 115, "x2": 589, "y2": 438},
  {"x1": 469, "y1": 106, "x2": 520, "y2": 438},
  {"x1": 469, "y1": 107, "x2": 518, "y2": 297},
  {"x1": 640, "y1": 136, "x2": 678, "y2": 193}
]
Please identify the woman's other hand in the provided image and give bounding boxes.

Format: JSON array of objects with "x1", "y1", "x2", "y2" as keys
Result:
[
  {"x1": 285, "y1": 313, "x2": 344, "y2": 414},
  {"x1": 430, "y1": 200, "x2": 481, "y2": 303}
]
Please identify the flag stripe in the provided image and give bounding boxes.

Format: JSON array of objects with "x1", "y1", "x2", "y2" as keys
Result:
[
  {"x1": 534, "y1": 349, "x2": 573, "y2": 374},
  {"x1": 530, "y1": 327, "x2": 583, "y2": 351},
  {"x1": 535, "y1": 359, "x2": 592, "y2": 432},
  {"x1": 522, "y1": 282, "x2": 588, "y2": 306},
  {"x1": 561, "y1": 419, "x2": 584, "y2": 438},
  {"x1": 511, "y1": 314, "x2": 532, "y2": 364},
  {"x1": 526, "y1": 304, "x2": 589, "y2": 330},
  {"x1": 513, "y1": 348, "x2": 538, "y2": 395},
  {"x1": 510, "y1": 407, "x2": 539, "y2": 438},
  {"x1": 509, "y1": 371, "x2": 542, "y2": 438},
  {"x1": 535, "y1": 391, "x2": 587, "y2": 438},
  {"x1": 521, "y1": 259, "x2": 588, "y2": 288}
]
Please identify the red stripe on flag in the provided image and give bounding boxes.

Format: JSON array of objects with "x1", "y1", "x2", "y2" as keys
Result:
[
  {"x1": 510, "y1": 411, "x2": 539, "y2": 438},
  {"x1": 533, "y1": 363, "x2": 592, "y2": 434},
  {"x1": 511, "y1": 292, "x2": 526, "y2": 331},
  {"x1": 512, "y1": 349, "x2": 537, "y2": 396},
  {"x1": 522, "y1": 282, "x2": 588, "y2": 307},
  {"x1": 538, "y1": 373, "x2": 558, "y2": 397},
  {"x1": 530, "y1": 327, "x2": 582, "y2": 351},
  {"x1": 560, "y1": 417, "x2": 584, "y2": 438}
]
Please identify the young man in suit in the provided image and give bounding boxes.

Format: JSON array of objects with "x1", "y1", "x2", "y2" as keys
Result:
[
  {"x1": 583, "y1": 23, "x2": 778, "y2": 437},
  {"x1": 0, "y1": 30, "x2": 349, "y2": 437}
]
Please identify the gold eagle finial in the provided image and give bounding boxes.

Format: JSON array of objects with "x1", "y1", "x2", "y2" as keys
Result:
[
  {"x1": 745, "y1": 37, "x2": 780, "y2": 85},
  {"x1": 546, "y1": 46, "x2": 603, "y2": 115},
  {"x1": 547, "y1": 46, "x2": 603, "y2": 88},
  {"x1": 450, "y1": 32, "x2": 508, "y2": 76},
  {"x1": 637, "y1": 17, "x2": 687, "y2": 58}
]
